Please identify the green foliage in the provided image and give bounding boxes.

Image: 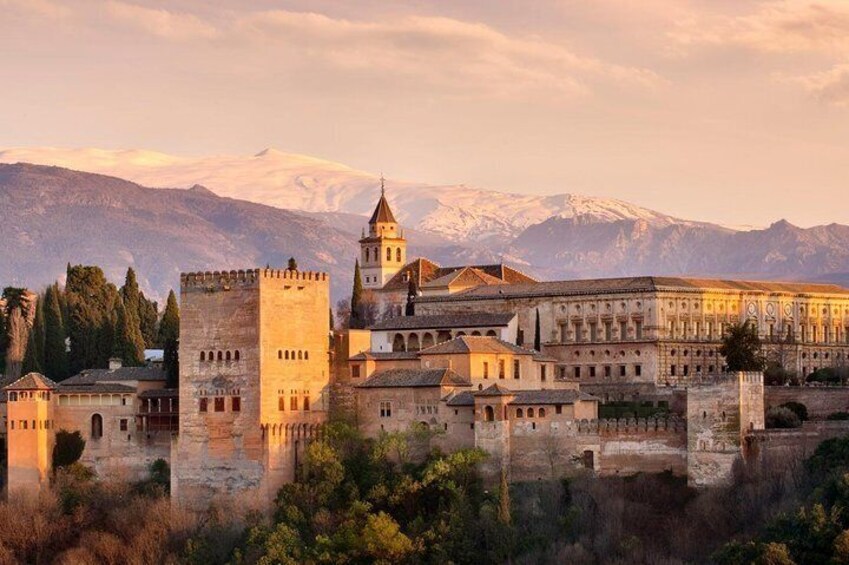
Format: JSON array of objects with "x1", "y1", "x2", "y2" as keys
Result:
[
  {"x1": 52, "y1": 429, "x2": 86, "y2": 469},
  {"x1": 287, "y1": 257, "x2": 298, "y2": 271},
  {"x1": 21, "y1": 292, "x2": 45, "y2": 375},
  {"x1": 43, "y1": 283, "x2": 69, "y2": 380},
  {"x1": 766, "y1": 406, "x2": 802, "y2": 429},
  {"x1": 113, "y1": 299, "x2": 145, "y2": 366},
  {"x1": 827, "y1": 412, "x2": 849, "y2": 421},
  {"x1": 157, "y1": 289, "x2": 179, "y2": 346},
  {"x1": 350, "y1": 260, "x2": 364, "y2": 329},
  {"x1": 765, "y1": 362, "x2": 799, "y2": 386},
  {"x1": 0, "y1": 305, "x2": 6, "y2": 373},
  {"x1": 780, "y1": 401, "x2": 809, "y2": 422},
  {"x1": 534, "y1": 308, "x2": 541, "y2": 351},
  {"x1": 66, "y1": 265, "x2": 120, "y2": 373},
  {"x1": 137, "y1": 292, "x2": 159, "y2": 349},
  {"x1": 807, "y1": 368, "x2": 846, "y2": 385},
  {"x1": 720, "y1": 321, "x2": 765, "y2": 371}
]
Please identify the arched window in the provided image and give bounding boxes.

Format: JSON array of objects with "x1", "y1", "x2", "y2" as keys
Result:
[
  {"x1": 91, "y1": 414, "x2": 103, "y2": 440},
  {"x1": 304, "y1": 351, "x2": 309, "y2": 360},
  {"x1": 408, "y1": 334, "x2": 420, "y2": 352},
  {"x1": 392, "y1": 334, "x2": 406, "y2": 352},
  {"x1": 484, "y1": 405, "x2": 495, "y2": 422},
  {"x1": 528, "y1": 408, "x2": 535, "y2": 418},
  {"x1": 421, "y1": 333, "x2": 434, "y2": 349},
  {"x1": 208, "y1": 351, "x2": 214, "y2": 362},
  {"x1": 396, "y1": 248, "x2": 402, "y2": 262},
  {"x1": 365, "y1": 248, "x2": 370, "y2": 262},
  {"x1": 374, "y1": 247, "x2": 379, "y2": 261},
  {"x1": 200, "y1": 351, "x2": 206, "y2": 362},
  {"x1": 9, "y1": 392, "x2": 17, "y2": 402},
  {"x1": 278, "y1": 350, "x2": 283, "y2": 359},
  {"x1": 226, "y1": 351, "x2": 231, "y2": 361},
  {"x1": 386, "y1": 247, "x2": 392, "y2": 261},
  {"x1": 539, "y1": 408, "x2": 546, "y2": 418},
  {"x1": 471, "y1": 331, "x2": 481, "y2": 336},
  {"x1": 486, "y1": 330, "x2": 497, "y2": 337},
  {"x1": 298, "y1": 350, "x2": 303, "y2": 360},
  {"x1": 217, "y1": 351, "x2": 223, "y2": 361},
  {"x1": 516, "y1": 408, "x2": 524, "y2": 418}
]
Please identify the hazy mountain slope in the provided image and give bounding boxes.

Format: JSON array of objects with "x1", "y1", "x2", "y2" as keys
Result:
[
  {"x1": 0, "y1": 163, "x2": 360, "y2": 300},
  {"x1": 0, "y1": 147, "x2": 698, "y2": 244}
]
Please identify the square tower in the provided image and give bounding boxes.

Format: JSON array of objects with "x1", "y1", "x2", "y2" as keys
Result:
[
  {"x1": 359, "y1": 180, "x2": 406, "y2": 289},
  {"x1": 172, "y1": 267, "x2": 330, "y2": 510},
  {"x1": 4, "y1": 373, "x2": 57, "y2": 494}
]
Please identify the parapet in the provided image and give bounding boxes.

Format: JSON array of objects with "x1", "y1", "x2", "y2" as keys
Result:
[
  {"x1": 180, "y1": 268, "x2": 329, "y2": 292},
  {"x1": 688, "y1": 372, "x2": 763, "y2": 387},
  {"x1": 576, "y1": 416, "x2": 686, "y2": 435},
  {"x1": 258, "y1": 268, "x2": 329, "y2": 283}
]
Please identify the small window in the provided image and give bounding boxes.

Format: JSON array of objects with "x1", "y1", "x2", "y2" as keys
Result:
[
  {"x1": 528, "y1": 408, "x2": 535, "y2": 418},
  {"x1": 200, "y1": 351, "x2": 206, "y2": 361},
  {"x1": 208, "y1": 351, "x2": 214, "y2": 361},
  {"x1": 516, "y1": 408, "x2": 524, "y2": 418},
  {"x1": 483, "y1": 362, "x2": 489, "y2": 379},
  {"x1": 278, "y1": 350, "x2": 283, "y2": 359},
  {"x1": 303, "y1": 396, "x2": 310, "y2": 411},
  {"x1": 380, "y1": 401, "x2": 392, "y2": 418},
  {"x1": 589, "y1": 366, "x2": 596, "y2": 378},
  {"x1": 396, "y1": 248, "x2": 402, "y2": 262},
  {"x1": 235, "y1": 350, "x2": 240, "y2": 361},
  {"x1": 574, "y1": 366, "x2": 581, "y2": 379},
  {"x1": 232, "y1": 396, "x2": 241, "y2": 412},
  {"x1": 119, "y1": 419, "x2": 128, "y2": 432},
  {"x1": 513, "y1": 359, "x2": 520, "y2": 380},
  {"x1": 290, "y1": 396, "x2": 298, "y2": 411},
  {"x1": 285, "y1": 350, "x2": 290, "y2": 360},
  {"x1": 226, "y1": 351, "x2": 231, "y2": 361},
  {"x1": 304, "y1": 351, "x2": 309, "y2": 360},
  {"x1": 278, "y1": 396, "x2": 285, "y2": 411},
  {"x1": 541, "y1": 365, "x2": 547, "y2": 381},
  {"x1": 200, "y1": 398, "x2": 208, "y2": 412},
  {"x1": 91, "y1": 414, "x2": 103, "y2": 439},
  {"x1": 539, "y1": 408, "x2": 546, "y2": 417},
  {"x1": 619, "y1": 365, "x2": 626, "y2": 377},
  {"x1": 298, "y1": 351, "x2": 303, "y2": 360},
  {"x1": 555, "y1": 404, "x2": 562, "y2": 415},
  {"x1": 352, "y1": 365, "x2": 361, "y2": 379},
  {"x1": 217, "y1": 351, "x2": 223, "y2": 361},
  {"x1": 214, "y1": 397, "x2": 225, "y2": 412},
  {"x1": 499, "y1": 360, "x2": 506, "y2": 379},
  {"x1": 635, "y1": 365, "x2": 642, "y2": 377},
  {"x1": 484, "y1": 405, "x2": 494, "y2": 422}
]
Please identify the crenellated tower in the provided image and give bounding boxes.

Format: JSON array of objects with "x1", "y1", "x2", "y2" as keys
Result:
[{"x1": 359, "y1": 176, "x2": 406, "y2": 289}]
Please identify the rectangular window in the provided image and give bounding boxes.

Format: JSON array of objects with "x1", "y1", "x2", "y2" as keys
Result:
[
  {"x1": 232, "y1": 396, "x2": 241, "y2": 412},
  {"x1": 303, "y1": 396, "x2": 310, "y2": 411},
  {"x1": 589, "y1": 322, "x2": 598, "y2": 342},
  {"x1": 290, "y1": 396, "x2": 298, "y2": 411},
  {"x1": 513, "y1": 359, "x2": 520, "y2": 379},
  {"x1": 604, "y1": 365, "x2": 611, "y2": 378},
  {"x1": 278, "y1": 396, "x2": 285, "y2": 411},
  {"x1": 574, "y1": 366, "x2": 581, "y2": 379},
  {"x1": 379, "y1": 401, "x2": 392, "y2": 418},
  {"x1": 635, "y1": 320, "x2": 643, "y2": 340},
  {"x1": 671, "y1": 365, "x2": 677, "y2": 376},
  {"x1": 574, "y1": 322, "x2": 583, "y2": 342},
  {"x1": 483, "y1": 362, "x2": 489, "y2": 379},
  {"x1": 119, "y1": 419, "x2": 128, "y2": 431},
  {"x1": 499, "y1": 360, "x2": 505, "y2": 379},
  {"x1": 635, "y1": 364, "x2": 642, "y2": 377},
  {"x1": 555, "y1": 404, "x2": 563, "y2": 415},
  {"x1": 559, "y1": 323, "x2": 569, "y2": 343},
  {"x1": 10, "y1": 421, "x2": 14, "y2": 430},
  {"x1": 199, "y1": 398, "x2": 208, "y2": 412},
  {"x1": 22, "y1": 420, "x2": 27, "y2": 430},
  {"x1": 619, "y1": 365, "x2": 626, "y2": 377},
  {"x1": 604, "y1": 322, "x2": 612, "y2": 341},
  {"x1": 619, "y1": 321, "x2": 627, "y2": 340},
  {"x1": 709, "y1": 365, "x2": 715, "y2": 373},
  {"x1": 589, "y1": 366, "x2": 596, "y2": 378},
  {"x1": 683, "y1": 365, "x2": 690, "y2": 376},
  {"x1": 214, "y1": 397, "x2": 225, "y2": 412},
  {"x1": 352, "y1": 365, "x2": 361, "y2": 379},
  {"x1": 541, "y1": 364, "x2": 547, "y2": 381}
]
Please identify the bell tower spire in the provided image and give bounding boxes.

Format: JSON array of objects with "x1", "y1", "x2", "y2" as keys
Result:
[{"x1": 359, "y1": 175, "x2": 406, "y2": 290}]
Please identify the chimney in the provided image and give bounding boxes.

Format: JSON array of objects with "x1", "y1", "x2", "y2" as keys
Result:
[{"x1": 108, "y1": 357, "x2": 123, "y2": 370}]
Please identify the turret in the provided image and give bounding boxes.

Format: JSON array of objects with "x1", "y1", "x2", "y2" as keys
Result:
[
  {"x1": 359, "y1": 176, "x2": 407, "y2": 289},
  {"x1": 4, "y1": 372, "x2": 57, "y2": 494}
]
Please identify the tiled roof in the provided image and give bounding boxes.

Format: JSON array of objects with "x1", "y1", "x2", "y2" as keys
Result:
[
  {"x1": 139, "y1": 388, "x2": 179, "y2": 399},
  {"x1": 422, "y1": 267, "x2": 505, "y2": 289},
  {"x1": 418, "y1": 275, "x2": 849, "y2": 302},
  {"x1": 348, "y1": 351, "x2": 420, "y2": 361},
  {"x1": 419, "y1": 336, "x2": 535, "y2": 356},
  {"x1": 62, "y1": 366, "x2": 166, "y2": 386},
  {"x1": 476, "y1": 383, "x2": 513, "y2": 396},
  {"x1": 357, "y1": 368, "x2": 472, "y2": 388},
  {"x1": 382, "y1": 258, "x2": 442, "y2": 291},
  {"x1": 57, "y1": 383, "x2": 136, "y2": 394},
  {"x1": 4, "y1": 372, "x2": 58, "y2": 391},
  {"x1": 445, "y1": 390, "x2": 475, "y2": 406},
  {"x1": 369, "y1": 194, "x2": 397, "y2": 224},
  {"x1": 381, "y1": 259, "x2": 537, "y2": 292},
  {"x1": 509, "y1": 390, "x2": 597, "y2": 405},
  {"x1": 368, "y1": 312, "x2": 515, "y2": 331}
]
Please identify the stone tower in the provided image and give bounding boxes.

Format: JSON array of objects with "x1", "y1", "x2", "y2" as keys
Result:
[
  {"x1": 359, "y1": 177, "x2": 406, "y2": 289},
  {"x1": 4, "y1": 373, "x2": 57, "y2": 494},
  {"x1": 474, "y1": 383, "x2": 515, "y2": 483},
  {"x1": 172, "y1": 267, "x2": 331, "y2": 510}
]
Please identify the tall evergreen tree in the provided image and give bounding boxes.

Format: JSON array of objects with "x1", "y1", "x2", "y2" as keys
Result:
[
  {"x1": 22, "y1": 293, "x2": 45, "y2": 375},
  {"x1": 720, "y1": 321, "x2": 765, "y2": 371},
  {"x1": 113, "y1": 300, "x2": 145, "y2": 366},
  {"x1": 157, "y1": 290, "x2": 180, "y2": 346},
  {"x1": 66, "y1": 265, "x2": 120, "y2": 373},
  {"x1": 533, "y1": 308, "x2": 541, "y2": 351},
  {"x1": 350, "y1": 260, "x2": 364, "y2": 329},
  {"x1": 288, "y1": 257, "x2": 298, "y2": 271},
  {"x1": 405, "y1": 277, "x2": 417, "y2": 317},
  {"x1": 2, "y1": 287, "x2": 37, "y2": 379},
  {"x1": 43, "y1": 283, "x2": 69, "y2": 381},
  {"x1": 0, "y1": 305, "x2": 6, "y2": 374},
  {"x1": 164, "y1": 338, "x2": 179, "y2": 388},
  {"x1": 137, "y1": 292, "x2": 159, "y2": 348}
]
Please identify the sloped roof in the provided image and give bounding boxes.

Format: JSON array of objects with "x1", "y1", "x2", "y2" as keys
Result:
[
  {"x1": 57, "y1": 383, "x2": 136, "y2": 394},
  {"x1": 381, "y1": 259, "x2": 537, "y2": 293},
  {"x1": 368, "y1": 312, "x2": 515, "y2": 331},
  {"x1": 139, "y1": 388, "x2": 179, "y2": 399},
  {"x1": 418, "y1": 335, "x2": 535, "y2": 356},
  {"x1": 418, "y1": 275, "x2": 849, "y2": 302},
  {"x1": 5, "y1": 372, "x2": 58, "y2": 391},
  {"x1": 349, "y1": 351, "x2": 419, "y2": 361},
  {"x1": 357, "y1": 368, "x2": 471, "y2": 388},
  {"x1": 509, "y1": 390, "x2": 597, "y2": 405},
  {"x1": 422, "y1": 267, "x2": 505, "y2": 290},
  {"x1": 369, "y1": 194, "x2": 397, "y2": 224},
  {"x1": 382, "y1": 258, "x2": 442, "y2": 291},
  {"x1": 63, "y1": 366, "x2": 166, "y2": 386},
  {"x1": 445, "y1": 390, "x2": 475, "y2": 406},
  {"x1": 476, "y1": 383, "x2": 513, "y2": 396}
]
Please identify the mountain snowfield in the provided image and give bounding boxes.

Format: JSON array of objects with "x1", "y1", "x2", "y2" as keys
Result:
[{"x1": 0, "y1": 147, "x2": 696, "y2": 243}]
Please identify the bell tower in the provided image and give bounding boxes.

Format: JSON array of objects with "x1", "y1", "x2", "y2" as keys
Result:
[{"x1": 359, "y1": 176, "x2": 406, "y2": 289}]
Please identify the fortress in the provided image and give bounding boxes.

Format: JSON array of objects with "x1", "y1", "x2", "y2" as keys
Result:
[{"x1": 5, "y1": 186, "x2": 849, "y2": 505}]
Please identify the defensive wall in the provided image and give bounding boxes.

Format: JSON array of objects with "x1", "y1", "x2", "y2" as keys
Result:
[{"x1": 765, "y1": 386, "x2": 849, "y2": 419}]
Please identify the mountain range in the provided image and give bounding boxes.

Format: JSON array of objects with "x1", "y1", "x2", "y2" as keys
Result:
[{"x1": 1, "y1": 149, "x2": 848, "y2": 302}]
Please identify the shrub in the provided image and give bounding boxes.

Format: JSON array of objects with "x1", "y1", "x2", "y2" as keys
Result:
[
  {"x1": 52, "y1": 430, "x2": 86, "y2": 469},
  {"x1": 766, "y1": 406, "x2": 801, "y2": 429},
  {"x1": 807, "y1": 368, "x2": 843, "y2": 385},
  {"x1": 779, "y1": 401, "x2": 808, "y2": 422},
  {"x1": 765, "y1": 364, "x2": 798, "y2": 386},
  {"x1": 827, "y1": 412, "x2": 849, "y2": 421}
]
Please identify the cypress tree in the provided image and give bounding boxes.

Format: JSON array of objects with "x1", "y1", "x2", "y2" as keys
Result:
[
  {"x1": 22, "y1": 293, "x2": 45, "y2": 375},
  {"x1": 164, "y1": 337, "x2": 179, "y2": 388},
  {"x1": 350, "y1": 260, "x2": 364, "y2": 329},
  {"x1": 157, "y1": 290, "x2": 180, "y2": 346},
  {"x1": 498, "y1": 468, "x2": 512, "y2": 525},
  {"x1": 113, "y1": 299, "x2": 145, "y2": 366},
  {"x1": 137, "y1": 292, "x2": 159, "y2": 348},
  {"x1": 287, "y1": 257, "x2": 298, "y2": 271},
  {"x1": 43, "y1": 283, "x2": 69, "y2": 381},
  {"x1": 66, "y1": 265, "x2": 120, "y2": 373},
  {"x1": 534, "y1": 308, "x2": 541, "y2": 351},
  {"x1": 405, "y1": 277, "x2": 417, "y2": 317},
  {"x1": 0, "y1": 305, "x2": 6, "y2": 374}
]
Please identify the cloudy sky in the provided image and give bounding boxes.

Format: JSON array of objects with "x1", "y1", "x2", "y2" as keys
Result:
[{"x1": 1, "y1": 0, "x2": 847, "y2": 227}]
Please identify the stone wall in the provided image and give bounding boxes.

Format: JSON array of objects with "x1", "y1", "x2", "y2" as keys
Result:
[{"x1": 765, "y1": 386, "x2": 849, "y2": 419}]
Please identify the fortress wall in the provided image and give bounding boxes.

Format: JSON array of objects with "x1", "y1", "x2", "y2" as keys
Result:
[{"x1": 765, "y1": 387, "x2": 849, "y2": 419}]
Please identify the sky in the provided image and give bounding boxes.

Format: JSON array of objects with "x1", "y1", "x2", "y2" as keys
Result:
[{"x1": 1, "y1": 0, "x2": 848, "y2": 228}]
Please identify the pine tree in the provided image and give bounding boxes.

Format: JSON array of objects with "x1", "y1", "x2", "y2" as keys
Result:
[
  {"x1": 720, "y1": 321, "x2": 765, "y2": 371},
  {"x1": 157, "y1": 290, "x2": 180, "y2": 346},
  {"x1": 43, "y1": 283, "x2": 69, "y2": 381},
  {"x1": 534, "y1": 308, "x2": 541, "y2": 351},
  {"x1": 350, "y1": 260, "x2": 365, "y2": 329},
  {"x1": 137, "y1": 292, "x2": 159, "y2": 348},
  {"x1": 113, "y1": 300, "x2": 145, "y2": 366},
  {"x1": 22, "y1": 293, "x2": 45, "y2": 375}
]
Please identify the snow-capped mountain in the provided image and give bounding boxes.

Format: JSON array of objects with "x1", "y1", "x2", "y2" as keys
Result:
[{"x1": 0, "y1": 147, "x2": 696, "y2": 243}]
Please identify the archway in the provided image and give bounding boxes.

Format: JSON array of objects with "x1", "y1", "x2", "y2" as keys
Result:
[
  {"x1": 484, "y1": 405, "x2": 495, "y2": 422},
  {"x1": 421, "y1": 332, "x2": 434, "y2": 349},
  {"x1": 408, "y1": 333, "x2": 420, "y2": 352},
  {"x1": 91, "y1": 414, "x2": 103, "y2": 440},
  {"x1": 392, "y1": 334, "x2": 406, "y2": 352}
]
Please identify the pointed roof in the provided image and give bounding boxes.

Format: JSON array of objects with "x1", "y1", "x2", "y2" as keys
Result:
[
  {"x1": 356, "y1": 368, "x2": 471, "y2": 388},
  {"x1": 419, "y1": 335, "x2": 536, "y2": 356},
  {"x1": 4, "y1": 372, "x2": 58, "y2": 391},
  {"x1": 475, "y1": 383, "x2": 513, "y2": 397},
  {"x1": 369, "y1": 185, "x2": 397, "y2": 224},
  {"x1": 422, "y1": 267, "x2": 505, "y2": 290}
]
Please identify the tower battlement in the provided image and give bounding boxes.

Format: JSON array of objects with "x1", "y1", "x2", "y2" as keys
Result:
[{"x1": 180, "y1": 268, "x2": 329, "y2": 292}]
